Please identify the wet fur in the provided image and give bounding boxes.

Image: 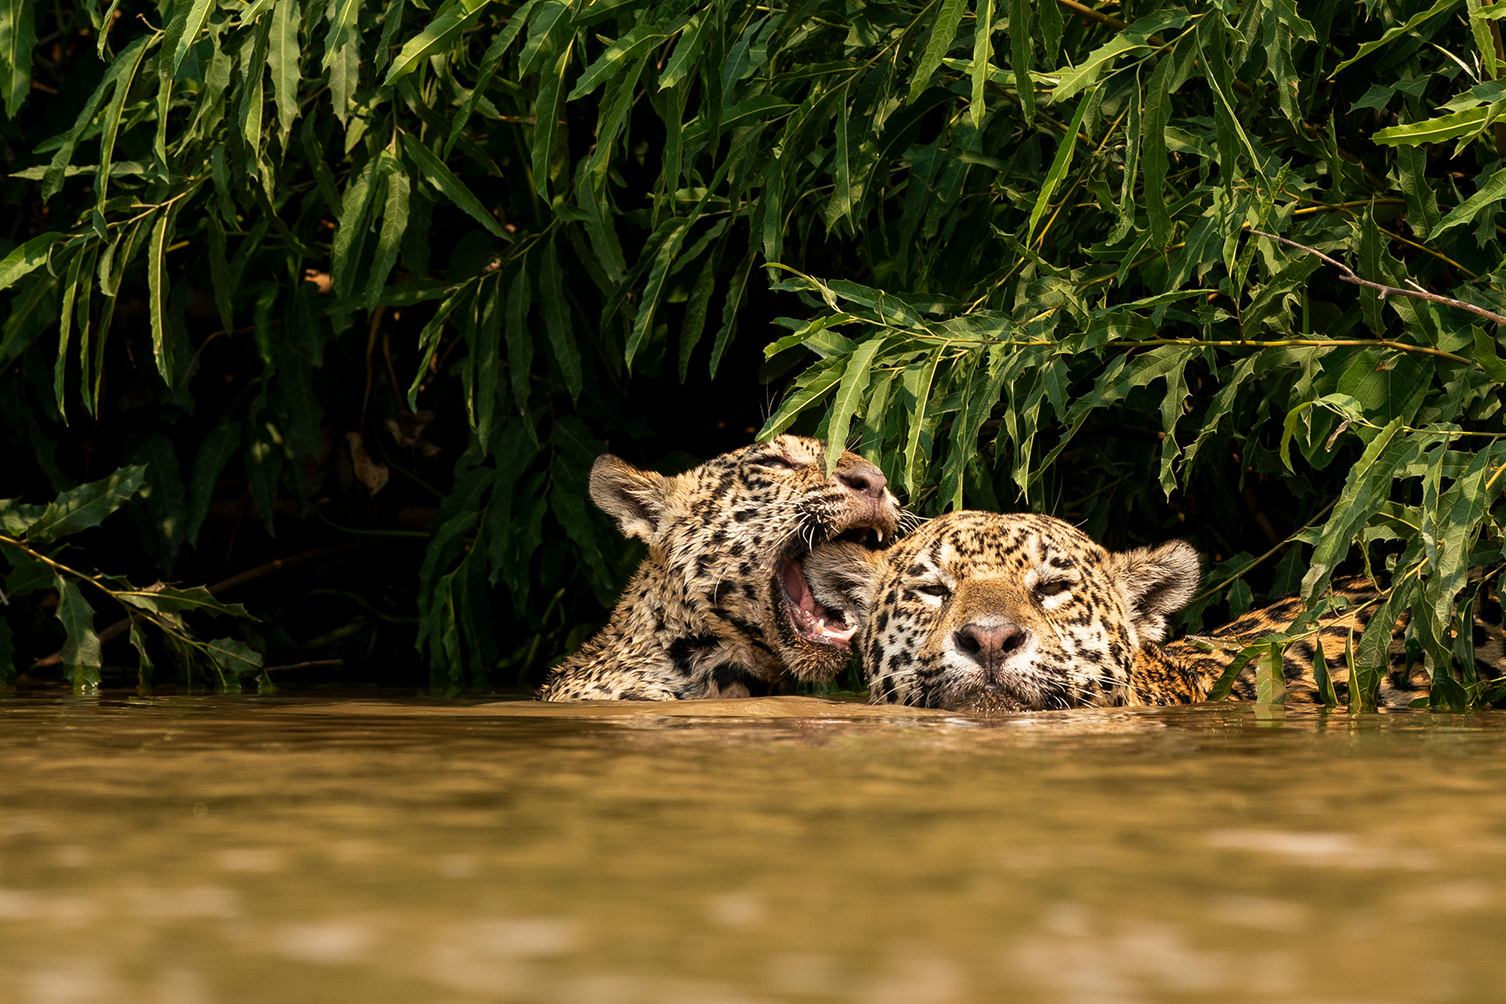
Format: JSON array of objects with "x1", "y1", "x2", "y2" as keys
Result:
[
  {"x1": 805, "y1": 511, "x2": 1506, "y2": 711},
  {"x1": 537, "y1": 436, "x2": 898, "y2": 701}
]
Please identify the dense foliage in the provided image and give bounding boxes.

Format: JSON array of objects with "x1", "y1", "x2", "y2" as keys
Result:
[{"x1": 2, "y1": 0, "x2": 1504, "y2": 704}]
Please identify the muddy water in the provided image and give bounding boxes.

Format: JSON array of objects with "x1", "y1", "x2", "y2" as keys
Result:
[{"x1": 3, "y1": 697, "x2": 1506, "y2": 1003}]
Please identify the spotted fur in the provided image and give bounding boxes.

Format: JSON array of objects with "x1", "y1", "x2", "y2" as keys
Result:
[
  {"x1": 804, "y1": 510, "x2": 1506, "y2": 711},
  {"x1": 536, "y1": 436, "x2": 899, "y2": 701}
]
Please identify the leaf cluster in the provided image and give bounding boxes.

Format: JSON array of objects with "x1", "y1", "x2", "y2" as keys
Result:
[{"x1": 1, "y1": 0, "x2": 1504, "y2": 702}]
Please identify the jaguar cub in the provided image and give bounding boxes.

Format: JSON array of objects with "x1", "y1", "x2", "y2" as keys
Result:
[
  {"x1": 804, "y1": 510, "x2": 1505, "y2": 712},
  {"x1": 537, "y1": 436, "x2": 900, "y2": 701}
]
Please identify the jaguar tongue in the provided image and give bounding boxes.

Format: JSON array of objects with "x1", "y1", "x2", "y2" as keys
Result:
[{"x1": 781, "y1": 560, "x2": 855, "y2": 646}]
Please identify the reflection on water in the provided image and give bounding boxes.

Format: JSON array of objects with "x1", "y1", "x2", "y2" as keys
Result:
[{"x1": 3, "y1": 695, "x2": 1506, "y2": 1002}]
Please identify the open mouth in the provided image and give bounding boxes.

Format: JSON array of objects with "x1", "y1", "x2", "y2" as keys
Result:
[{"x1": 778, "y1": 558, "x2": 857, "y2": 649}]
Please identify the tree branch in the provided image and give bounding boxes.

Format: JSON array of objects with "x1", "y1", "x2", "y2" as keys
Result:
[
  {"x1": 1251, "y1": 230, "x2": 1506, "y2": 328},
  {"x1": 28, "y1": 540, "x2": 388, "y2": 673}
]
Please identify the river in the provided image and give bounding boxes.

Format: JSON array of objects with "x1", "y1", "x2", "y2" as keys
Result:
[{"x1": 2, "y1": 696, "x2": 1504, "y2": 1002}]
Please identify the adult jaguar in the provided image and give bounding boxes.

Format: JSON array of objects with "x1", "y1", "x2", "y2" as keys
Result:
[
  {"x1": 537, "y1": 436, "x2": 900, "y2": 701},
  {"x1": 803, "y1": 510, "x2": 1504, "y2": 711}
]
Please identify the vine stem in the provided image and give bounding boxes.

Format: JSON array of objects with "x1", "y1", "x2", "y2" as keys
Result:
[{"x1": 1250, "y1": 230, "x2": 1506, "y2": 327}]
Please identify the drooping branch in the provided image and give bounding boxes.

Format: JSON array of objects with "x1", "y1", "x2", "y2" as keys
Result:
[{"x1": 1251, "y1": 230, "x2": 1506, "y2": 328}]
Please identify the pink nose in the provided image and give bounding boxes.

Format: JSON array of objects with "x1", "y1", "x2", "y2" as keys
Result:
[
  {"x1": 836, "y1": 462, "x2": 887, "y2": 500},
  {"x1": 953, "y1": 622, "x2": 1026, "y2": 670}
]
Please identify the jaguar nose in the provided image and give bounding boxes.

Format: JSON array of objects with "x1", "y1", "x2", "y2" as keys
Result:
[
  {"x1": 953, "y1": 621, "x2": 1027, "y2": 669},
  {"x1": 836, "y1": 460, "x2": 887, "y2": 500}
]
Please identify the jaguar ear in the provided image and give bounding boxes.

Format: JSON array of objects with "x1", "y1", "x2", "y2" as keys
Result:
[
  {"x1": 1105, "y1": 540, "x2": 1201, "y2": 643},
  {"x1": 802, "y1": 542, "x2": 889, "y2": 627},
  {"x1": 589, "y1": 455, "x2": 673, "y2": 541}
]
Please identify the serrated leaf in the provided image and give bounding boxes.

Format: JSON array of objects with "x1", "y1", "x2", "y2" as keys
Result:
[
  {"x1": 268, "y1": 0, "x2": 301, "y2": 144},
  {"x1": 539, "y1": 237, "x2": 581, "y2": 398},
  {"x1": 1047, "y1": 10, "x2": 1188, "y2": 106},
  {"x1": 625, "y1": 219, "x2": 691, "y2": 369},
  {"x1": 758, "y1": 357, "x2": 846, "y2": 440},
  {"x1": 147, "y1": 211, "x2": 175, "y2": 387},
  {"x1": 1, "y1": 0, "x2": 40, "y2": 117},
  {"x1": 908, "y1": 0, "x2": 966, "y2": 103},
  {"x1": 54, "y1": 576, "x2": 101, "y2": 694},
  {"x1": 366, "y1": 162, "x2": 411, "y2": 308},
  {"x1": 0, "y1": 232, "x2": 64, "y2": 293},
  {"x1": 567, "y1": 19, "x2": 673, "y2": 100},
  {"x1": 823, "y1": 337, "x2": 886, "y2": 473},
  {"x1": 204, "y1": 637, "x2": 264, "y2": 676},
  {"x1": 164, "y1": 0, "x2": 216, "y2": 78},
  {"x1": 117, "y1": 585, "x2": 251, "y2": 618},
  {"x1": 1028, "y1": 88, "x2": 1091, "y2": 244},
  {"x1": 658, "y1": 10, "x2": 707, "y2": 91},
  {"x1": 401, "y1": 131, "x2": 506, "y2": 239},
  {"x1": 24, "y1": 466, "x2": 146, "y2": 545},
  {"x1": 1432, "y1": 166, "x2": 1506, "y2": 240},
  {"x1": 383, "y1": 0, "x2": 490, "y2": 85},
  {"x1": 1332, "y1": 0, "x2": 1463, "y2": 74},
  {"x1": 1301, "y1": 420, "x2": 1428, "y2": 606}
]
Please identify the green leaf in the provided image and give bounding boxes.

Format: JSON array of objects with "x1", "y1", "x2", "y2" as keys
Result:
[
  {"x1": 204, "y1": 637, "x2": 264, "y2": 678},
  {"x1": 1300, "y1": 419, "x2": 1428, "y2": 606},
  {"x1": 384, "y1": 0, "x2": 491, "y2": 85},
  {"x1": 118, "y1": 585, "x2": 250, "y2": 618},
  {"x1": 1474, "y1": 328, "x2": 1506, "y2": 380},
  {"x1": 1372, "y1": 101, "x2": 1506, "y2": 148},
  {"x1": 1332, "y1": 0, "x2": 1463, "y2": 74},
  {"x1": 532, "y1": 35, "x2": 574, "y2": 200},
  {"x1": 41, "y1": 34, "x2": 148, "y2": 200},
  {"x1": 625, "y1": 218, "x2": 691, "y2": 369},
  {"x1": 183, "y1": 421, "x2": 240, "y2": 547},
  {"x1": 367, "y1": 162, "x2": 411, "y2": 308},
  {"x1": 147, "y1": 211, "x2": 175, "y2": 387},
  {"x1": 823, "y1": 337, "x2": 886, "y2": 474},
  {"x1": 93, "y1": 29, "x2": 151, "y2": 217},
  {"x1": 539, "y1": 237, "x2": 582, "y2": 398},
  {"x1": 1028, "y1": 88, "x2": 1091, "y2": 244},
  {"x1": 758, "y1": 357, "x2": 846, "y2": 440},
  {"x1": 268, "y1": 0, "x2": 301, "y2": 144},
  {"x1": 24, "y1": 466, "x2": 146, "y2": 546},
  {"x1": 1253, "y1": 642, "x2": 1286, "y2": 707},
  {"x1": 1432, "y1": 166, "x2": 1506, "y2": 240},
  {"x1": 968, "y1": 0, "x2": 995, "y2": 126},
  {"x1": 909, "y1": 0, "x2": 967, "y2": 103},
  {"x1": 659, "y1": 10, "x2": 707, "y2": 91},
  {"x1": 567, "y1": 19, "x2": 673, "y2": 100},
  {"x1": 163, "y1": 0, "x2": 216, "y2": 78},
  {"x1": 0, "y1": 0, "x2": 39, "y2": 117},
  {"x1": 447, "y1": 0, "x2": 542, "y2": 149},
  {"x1": 901, "y1": 349, "x2": 942, "y2": 494},
  {"x1": 0, "y1": 233, "x2": 63, "y2": 293},
  {"x1": 401, "y1": 131, "x2": 506, "y2": 240},
  {"x1": 0, "y1": 500, "x2": 46, "y2": 536},
  {"x1": 127, "y1": 619, "x2": 155, "y2": 685},
  {"x1": 505, "y1": 261, "x2": 534, "y2": 414},
  {"x1": 1312, "y1": 637, "x2": 1339, "y2": 708},
  {"x1": 1047, "y1": 10, "x2": 1188, "y2": 106},
  {"x1": 54, "y1": 576, "x2": 101, "y2": 695}
]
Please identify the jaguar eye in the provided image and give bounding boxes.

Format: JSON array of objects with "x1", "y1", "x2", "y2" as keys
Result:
[
  {"x1": 756, "y1": 456, "x2": 798, "y2": 470},
  {"x1": 1035, "y1": 579, "x2": 1070, "y2": 598},
  {"x1": 916, "y1": 582, "x2": 952, "y2": 600}
]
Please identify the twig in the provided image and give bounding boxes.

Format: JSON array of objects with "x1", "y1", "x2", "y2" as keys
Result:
[
  {"x1": 263, "y1": 659, "x2": 345, "y2": 673},
  {"x1": 1251, "y1": 230, "x2": 1506, "y2": 327},
  {"x1": 29, "y1": 540, "x2": 389, "y2": 671}
]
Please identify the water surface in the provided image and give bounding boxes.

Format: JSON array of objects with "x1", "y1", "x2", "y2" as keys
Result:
[{"x1": 3, "y1": 696, "x2": 1504, "y2": 1003}]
